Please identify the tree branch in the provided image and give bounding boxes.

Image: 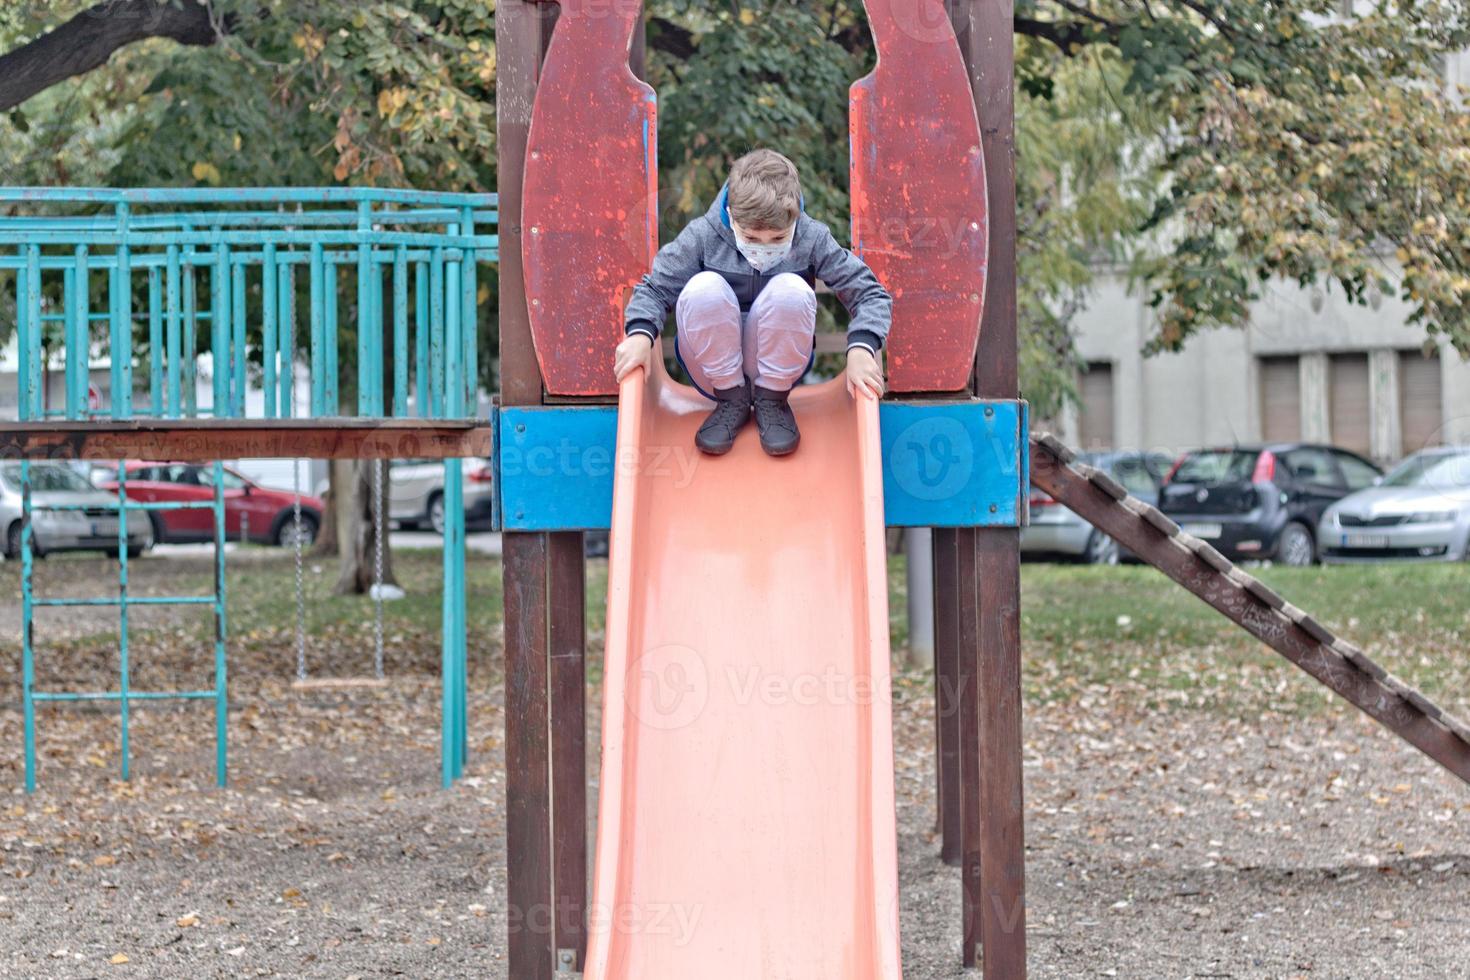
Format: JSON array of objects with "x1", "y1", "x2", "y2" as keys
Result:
[
  {"x1": 647, "y1": 17, "x2": 696, "y2": 61},
  {"x1": 1015, "y1": 15, "x2": 1106, "y2": 52},
  {"x1": 0, "y1": 0, "x2": 221, "y2": 113}
]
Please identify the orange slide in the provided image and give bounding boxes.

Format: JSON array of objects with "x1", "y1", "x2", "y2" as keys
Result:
[{"x1": 584, "y1": 356, "x2": 904, "y2": 978}]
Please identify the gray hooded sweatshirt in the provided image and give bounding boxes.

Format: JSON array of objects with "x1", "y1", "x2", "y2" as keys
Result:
[{"x1": 624, "y1": 185, "x2": 892, "y2": 354}]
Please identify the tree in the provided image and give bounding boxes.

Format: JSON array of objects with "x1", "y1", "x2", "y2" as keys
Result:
[{"x1": 4, "y1": 0, "x2": 1470, "y2": 419}]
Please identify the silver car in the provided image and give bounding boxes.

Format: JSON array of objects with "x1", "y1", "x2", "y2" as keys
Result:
[
  {"x1": 389, "y1": 458, "x2": 496, "y2": 534},
  {"x1": 1022, "y1": 450, "x2": 1173, "y2": 564},
  {"x1": 0, "y1": 462, "x2": 153, "y2": 560},
  {"x1": 1319, "y1": 447, "x2": 1470, "y2": 563}
]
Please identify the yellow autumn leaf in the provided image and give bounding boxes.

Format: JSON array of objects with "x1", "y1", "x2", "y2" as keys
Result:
[
  {"x1": 191, "y1": 162, "x2": 221, "y2": 186},
  {"x1": 739, "y1": 8, "x2": 756, "y2": 24}
]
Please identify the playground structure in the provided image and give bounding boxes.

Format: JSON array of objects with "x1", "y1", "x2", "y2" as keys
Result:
[
  {"x1": 0, "y1": 187, "x2": 497, "y2": 789},
  {"x1": 1, "y1": 1, "x2": 1468, "y2": 978}
]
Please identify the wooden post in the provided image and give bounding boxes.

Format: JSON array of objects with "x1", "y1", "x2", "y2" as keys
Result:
[
  {"x1": 955, "y1": 0, "x2": 1027, "y2": 974},
  {"x1": 932, "y1": 526, "x2": 962, "y2": 866},
  {"x1": 497, "y1": 4, "x2": 587, "y2": 979}
]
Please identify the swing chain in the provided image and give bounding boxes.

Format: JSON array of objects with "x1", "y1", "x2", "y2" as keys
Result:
[{"x1": 372, "y1": 459, "x2": 385, "y2": 681}]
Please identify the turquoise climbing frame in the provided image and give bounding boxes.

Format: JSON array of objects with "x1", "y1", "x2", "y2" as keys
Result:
[
  {"x1": 1, "y1": 187, "x2": 496, "y2": 790},
  {"x1": 18, "y1": 459, "x2": 228, "y2": 793}
]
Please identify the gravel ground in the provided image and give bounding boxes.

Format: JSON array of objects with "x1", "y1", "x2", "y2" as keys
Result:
[{"x1": 1, "y1": 560, "x2": 1467, "y2": 978}]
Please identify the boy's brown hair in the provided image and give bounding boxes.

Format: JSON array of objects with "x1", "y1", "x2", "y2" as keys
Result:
[{"x1": 727, "y1": 149, "x2": 802, "y2": 231}]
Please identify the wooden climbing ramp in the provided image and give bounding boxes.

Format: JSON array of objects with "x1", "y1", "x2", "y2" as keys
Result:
[{"x1": 1029, "y1": 433, "x2": 1470, "y2": 786}]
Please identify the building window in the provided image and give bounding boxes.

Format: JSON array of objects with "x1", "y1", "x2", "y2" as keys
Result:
[
  {"x1": 1399, "y1": 348, "x2": 1443, "y2": 456},
  {"x1": 1329, "y1": 352, "x2": 1371, "y2": 456},
  {"x1": 1078, "y1": 361, "x2": 1114, "y2": 451},
  {"x1": 1258, "y1": 355, "x2": 1301, "y2": 443}
]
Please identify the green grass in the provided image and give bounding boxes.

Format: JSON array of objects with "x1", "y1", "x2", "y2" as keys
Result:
[
  {"x1": 5, "y1": 548, "x2": 1464, "y2": 719},
  {"x1": 884, "y1": 555, "x2": 1468, "y2": 717}
]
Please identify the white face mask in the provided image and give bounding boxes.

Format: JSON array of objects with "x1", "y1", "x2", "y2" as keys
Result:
[{"x1": 732, "y1": 221, "x2": 794, "y2": 273}]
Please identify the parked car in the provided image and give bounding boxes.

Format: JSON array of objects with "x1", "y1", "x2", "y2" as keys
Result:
[
  {"x1": 1319, "y1": 446, "x2": 1470, "y2": 563},
  {"x1": 388, "y1": 458, "x2": 495, "y2": 534},
  {"x1": 1023, "y1": 450, "x2": 1174, "y2": 564},
  {"x1": 1158, "y1": 443, "x2": 1382, "y2": 566},
  {"x1": 0, "y1": 462, "x2": 152, "y2": 559},
  {"x1": 97, "y1": 462, "x2": 324, "y2": 547}
]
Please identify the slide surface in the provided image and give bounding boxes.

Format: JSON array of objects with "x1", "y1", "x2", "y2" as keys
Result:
[{"x1": 584, "y1": 357, "x2": 903, "y2": 978}]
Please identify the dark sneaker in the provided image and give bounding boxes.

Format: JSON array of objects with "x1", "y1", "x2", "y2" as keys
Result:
[
  {"x1": 695, "y1": 382, "x2": 753, "y2": 455},
  {"x1": 752, "y1": 384, "x2": 800, "y2": 456}
]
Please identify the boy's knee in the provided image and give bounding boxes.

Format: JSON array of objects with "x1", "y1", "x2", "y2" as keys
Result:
[
  {"x1": 680, "y1": 271, "x2": 737, "y2": 308},
  {"x1": 757, "y1": 273, "x2": 817, "y2": 317}
]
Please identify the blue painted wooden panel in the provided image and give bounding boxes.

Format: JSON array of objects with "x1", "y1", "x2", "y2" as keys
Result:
[
  {"x1": 498, "y1": 401, "x2": 1028, "y2": 532},
  {"x1": 878, "y1": 400, "x2": 1027, "y2": 527},
  {"x1": 498, "y1": 406, "x2": 620, "y2": 532}
]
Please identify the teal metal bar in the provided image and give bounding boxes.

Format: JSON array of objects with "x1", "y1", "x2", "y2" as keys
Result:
[
  {"x1": 461, "y1": 204, "x2": 478, "y2": 416},
  {"x1": 32, "y1": 691, "x2": 217, "y2": 703},
  {"x1": 429, "y1": 246, "x2": 445, "y2": 417},
  {"x1": 113, "y1": 202, "x2": 133, "y2": 419},
  {"x1": 357, "y1": 201, "x2": 372, "y2": 416},
  {"x1": 278, "y1": 263, "x2": 294, "y2": 417},
  {"x1": 212, "y1": 460, "x2": 227, "y2": 788},
  {"x1": 441, "y1": 458, "x2": 465, "y2": 787},
  {"x1": 393, "y1": 247, "x2": 408, "y2": 417},
  {"x1": 211, "y1": 243, "x2": 229, "y2": 416},
  {"x1": 183, "y1": 259, "x2": 197, "y2": 416},
  {"x1": 21, "y1": 460, "x2": 36, "y2": 792},
  {"x1": 415, "y1": 262, "x2": 429, "y2": 416},
  {"x1": 71, "y1": 246, "x2": 89, "y2": 417},
  {"x1": 58, "y1": 264, "x2": 70, "y2": 416},
  {"x1": 165, "y1": 244, "x2": 181, "y2": 416},
  {"x1": 324, "y1": 262, "x2": 339, "y2": 415},
  {"x1": 309, "y1": 242, "x2": 324, "y2": 416},
  {"x1": 148, "y1": 267, "x2": 163, "y2": 415},
  {"x1": 445, "y1": 224, "x2": 462, "y2": 420},
  {"x1": 16, "y1": 251, "x2": 30, "y2": 420},
  {"x1": 0, "y1": 186, "x2": 497, "y2": 206},
  {"x1": 231, "y1": 259, "x2": 246, "y2": 417},
  {"x1": 262, "y1": 243, "x2": 278, "y2": 417},
  {"x1": 32, "y1": 596, "x2": 217, "y2": 608},
  {"x1": 43, "y1": 501, "x2": 214, "y2": 513},
  {"x1": 117, "y1": 466, "x2": 131, "y2": 782}
]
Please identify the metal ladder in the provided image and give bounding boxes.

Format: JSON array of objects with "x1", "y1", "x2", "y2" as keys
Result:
[{"x1": 20, "y1": 460, "x2": 228, "y2": 792}]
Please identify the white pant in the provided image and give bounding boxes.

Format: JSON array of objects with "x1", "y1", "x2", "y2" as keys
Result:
[{"x1": 674, "y1": 271, "x2": 816, "y2": 394}]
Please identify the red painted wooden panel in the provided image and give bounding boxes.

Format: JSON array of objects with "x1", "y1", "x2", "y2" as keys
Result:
[
  {"x1": 522, "y1": 2, "x2": 657, "y2": 397},
  {"x1": 850, "y1": 0, "x2": 987, "y2": 393}
]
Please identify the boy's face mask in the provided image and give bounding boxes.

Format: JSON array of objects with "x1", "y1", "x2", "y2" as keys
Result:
[{"x1": 731, "y1": 220, "x2": 795, "y2": 273}]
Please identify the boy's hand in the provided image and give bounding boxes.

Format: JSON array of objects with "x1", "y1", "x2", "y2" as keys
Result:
[
  {"x1": 844, "y1": 346, "x2": 885, "y2": 400},
  {"x1": 614, "y1": 332, "x2": 655, "y2": 382}
]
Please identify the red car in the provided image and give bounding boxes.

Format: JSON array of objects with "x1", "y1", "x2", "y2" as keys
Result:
[{"x1": 98, "y1": 462, "x2": 324, "y2": 547}]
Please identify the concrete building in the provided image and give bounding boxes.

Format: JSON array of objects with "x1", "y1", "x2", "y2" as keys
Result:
[{"x1": 1054, "y1": 269, "x2": 1470, "y2": 464}]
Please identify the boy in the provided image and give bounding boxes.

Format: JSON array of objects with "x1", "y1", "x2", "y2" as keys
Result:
[{"x1": 612, "y1": 149, "x2": 890, "y2": 456}]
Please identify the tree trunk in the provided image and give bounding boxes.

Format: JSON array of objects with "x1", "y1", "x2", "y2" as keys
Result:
[
  {"x1": 333, "y1": 459, "x2": 398, "y2": 595},
  {"x1": 0, "y1": 1, "x2": 221, "y2": 112},
  {"x1": 311, "y1": 461, "x2": 344, "y2": 558}
]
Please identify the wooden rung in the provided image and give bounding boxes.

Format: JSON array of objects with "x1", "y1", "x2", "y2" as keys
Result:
[{"x1": 290, "y1": 677, "x2": 389, "y2": 691}]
